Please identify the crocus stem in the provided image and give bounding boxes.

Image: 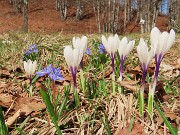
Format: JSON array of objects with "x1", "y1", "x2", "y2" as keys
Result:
[
  {"x1": 118, "y1": 56, "x2": 125, "y2": 94},
  {"x1": 111, "y1": 55, "x2": 116, "y2": 94},
  {"x1": 29, "y1": 76, "x2": 33, "y2": 96},
  {"x1": 70, "y1": 66, "x2": 79, "y2": 106},
  {"x1": 140, "y1": 64, "x2": 147, "y2": 117},
  {"x1": 118, "y1": 74, "x2": 123, "y2": 94},
  {"x1": 112, "y1": 71, "x2": 115, "y2": 94},
  {"x1": 148, "y1": 54, "x2": 162, "y2": 116},
  {"x1": 139, "y1": 86, "x2": 144, "y2": 117},
  {"x1": 74, "y1": 87, "x2": 79, "y2": 107},
  {"x1": 148, "y1": 84, "x2": 154, "y2": 116},
  {"x1": 80, "y1": 68, "x2": 85, "y2": 94}
]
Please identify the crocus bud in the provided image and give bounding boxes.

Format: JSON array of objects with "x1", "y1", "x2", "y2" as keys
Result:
[{"x1": 24, "y1": 59, "x2": 37, "y2": 77}]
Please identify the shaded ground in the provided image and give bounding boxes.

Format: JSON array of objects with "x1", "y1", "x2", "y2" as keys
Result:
[{"x1": 0, "y1": 0, "x2": 168, "y2": 34}]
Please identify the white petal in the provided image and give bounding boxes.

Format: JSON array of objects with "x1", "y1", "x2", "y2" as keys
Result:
[
  {"x1": 102, "y1": 35, "x2": 109, "y2": 53},
  {"x1": 118, "y1": 37, "x2": 128, "y2": 55},
  {"x1": 73, "y1": 49, "x2": 80, "y2": 67},
  {"x1": 164, "y1": 29, "x2": 176, "y2": 54},
  {"x1": 32, "y1": 60, "x2": 37, "y2": 74},
  {"x1": 137, "y1": 38, "x2": 153, "y2": 67},
  {"x1": 112, "y1": 34, "x2": 119, "y2": 53},
  {"x1": 108, "y1": 36, "x2": 115, "y2": 53},
  {"x1": 81, "y1": 36, "x2": 88, "y2": 53},
  {"x1": 158, "y1": 32, "x2": 169, "y2": 55},
  {"x1": 73, "y1": 37, "x2": 81, "y2": 50},
  {"x1": 150, "y1": 27, "x2": 161, "y2": 54},
  {"x1": 124, "y1": 39, "x2": 134, "y2": 56},
  {"x1": 64, "y1": 46, "x2": 73, "y2": 67}
]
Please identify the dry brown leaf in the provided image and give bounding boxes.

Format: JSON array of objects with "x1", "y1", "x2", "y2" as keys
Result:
[
  {"x1": 15, "y1": 97, "x2": 46, "y2": 114},
  {"x1": 6, "y1": 97, "x2": 46, "y2": 126},
  {"x1": 6, "y1": 109, "x2": 21, "y2": 126},
  {"x1": 157, "y1": 112, "x2": 177, "y2": 126},
  {"x1": 0, "y1": 93, "x2": 13, "y2": 108},
  {"x1": 118, "y1": 80, "x2": 139, "y2": 92},
  {"x1": 35, "y1": 81, "x2": 46, "y2": 91},
  {"x1": 64, "y1": 74, "x2": 73, "y2": 81},
  {"x1": 0, "y1": 69, "x2": 14, "y2": 78},
  {"x1": 116, "y1": 123, "x2": 146, "y2": 135},
  {"x1": 172, "y1": 58, "x2": 180, "y2": 69},
  {"x1": 0, "y1": 81, "x2": 11, "y2": 90}
]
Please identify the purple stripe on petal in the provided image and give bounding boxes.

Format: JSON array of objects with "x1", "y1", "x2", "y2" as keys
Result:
[
  {"x1": 154, "y1": 53, "x2": 163, "y2": 81},
  {"x1": 111, "y1": 53, "x2": 115, "y2": 73},
  {"x1": 120, "y1": 55, "x2": 125, "y2": 77},
  {"x1": 70, "y1": 66, "x2": 77, "y2": 88},
  {"x1": 141, "y1": 63, "x2": 147, "y2": 86}
]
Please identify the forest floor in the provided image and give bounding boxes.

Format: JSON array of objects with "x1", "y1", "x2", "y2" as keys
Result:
[{"x1": 0, "y1": 0, "x2": 169, "y2": 34}]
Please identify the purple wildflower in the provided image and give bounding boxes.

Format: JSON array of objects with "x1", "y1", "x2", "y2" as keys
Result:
[
  {"x1": 86, "y1": 48, "x2": 92, "y2": 55},
  {"x1": 25, "y1": 44, "x2": 38, "y2": 55},
  {"x1": 98, "y1": 43, "x2": 106, "y2": 54},
  {"x1": 36, "y1": 64, "x2": 64, "y2": 81}
]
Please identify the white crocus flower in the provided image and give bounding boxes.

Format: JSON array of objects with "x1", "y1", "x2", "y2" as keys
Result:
[
  {"x1": 148, "y1": 27, "x2": 175, "y2": 115},
  {"x1": 137, "y1": 38, "x2": 153, "y2": 117},
  {"x1": 23, "y1": 59, "x2": 37, "y2": 77},
  {"x1": 137, "y1": 38, "x2": 153, "y2": 71},
  {"x1": 150, "y1": 27, "x2": 176, "y2": 82},
  {"x1": 73, "y1": 36, "x2": 88, "y2": 58},
  {"x1": 64, "y1": 46, "x2": 81, "y2": 69},
  {"x1": 118, "y1": 37, "x2": 135, "y2": 82},
  {"x1": 150, "y1": 27, "x2": 175, "y2": 58},
  {"x1": 118, "y1": 37, "x2": 135, "y2": 58},
  {"x1": 64, "y1": 45, "x2": 82, "y2": 89},
  {"x1": 72, "y1": 36, "x2": 88, "y2": 71},
  {"x1": 102, "y1": 34, "x2": 119, "y2": 94},
  {"x1": 102, "y1": 34, "x2": 119, "y2": 57},
  {"x1": 23, "y1": 59, "x2": 37, "y2": 96}
]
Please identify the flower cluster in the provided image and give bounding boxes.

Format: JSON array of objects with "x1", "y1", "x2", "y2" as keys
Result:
[
  {"x1": 25, "y1": 44, "x2": 38, "y2": 55},
  {"x1": 98, "y1": 43, "x2": 106, "y2": 54},
  {"x1": 22, "y1": 44, "x2": 39, "y2": 61},
  {"x1": 36, "y1": 65, "x2": 64, "y2": 81}
]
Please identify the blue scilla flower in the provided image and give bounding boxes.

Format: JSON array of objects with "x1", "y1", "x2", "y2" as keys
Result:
[
  {"x1": 36, "y1": 65, "x2": 64, "y2": 81},
  {"x1": 25, "y1": 44, "x2": 38, "y2": 55},
  {"x1": 98, "y1": 43, "x2": 106, "y2": 54},
  {"x1": 86, "y1": 48, "x2": 92, "y2": 55}
]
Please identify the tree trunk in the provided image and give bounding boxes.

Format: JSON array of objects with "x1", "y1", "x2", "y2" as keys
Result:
[
  {"x1": 56, "y1": 0, "x2": 60, "y2": 11},
  {"x1": 127, "y1": 0, "x2": 131, "y2": 21},
  {"x1": 76, "y1": 0, "x2": 83, "y2": 20},
  {"x1": 147, "y1": 0, "x2": 151, "y2": 32},
  {"x1": 97, "y1": 0, "x2": 101, "y2": 33},
  {"x1": 152, "y1": 0, "x2": 162, "y2": 28},
  {"x1": 59, "y1": 0, "x2": 67, "y2": 20},
  {"x1": 124, "y1": 0, "x2": 127, "y2": 32},
  {"x1": 23, "y1": 0, "x2": 28, "y2": 33}
]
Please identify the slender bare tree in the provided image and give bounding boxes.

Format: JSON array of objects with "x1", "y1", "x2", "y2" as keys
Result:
[
  {"x1": 23, "y1": 0, "x2": 28, "y2": 32},
  {"x1": 76, "y1": 0, "x2": 83, "y2": 20},
  {"x1": 59, "y1": 0, "x2": 68, "y2": 20},
  {"x1": 152, "y1": 0, "x2": 162, "y2": 28}
]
